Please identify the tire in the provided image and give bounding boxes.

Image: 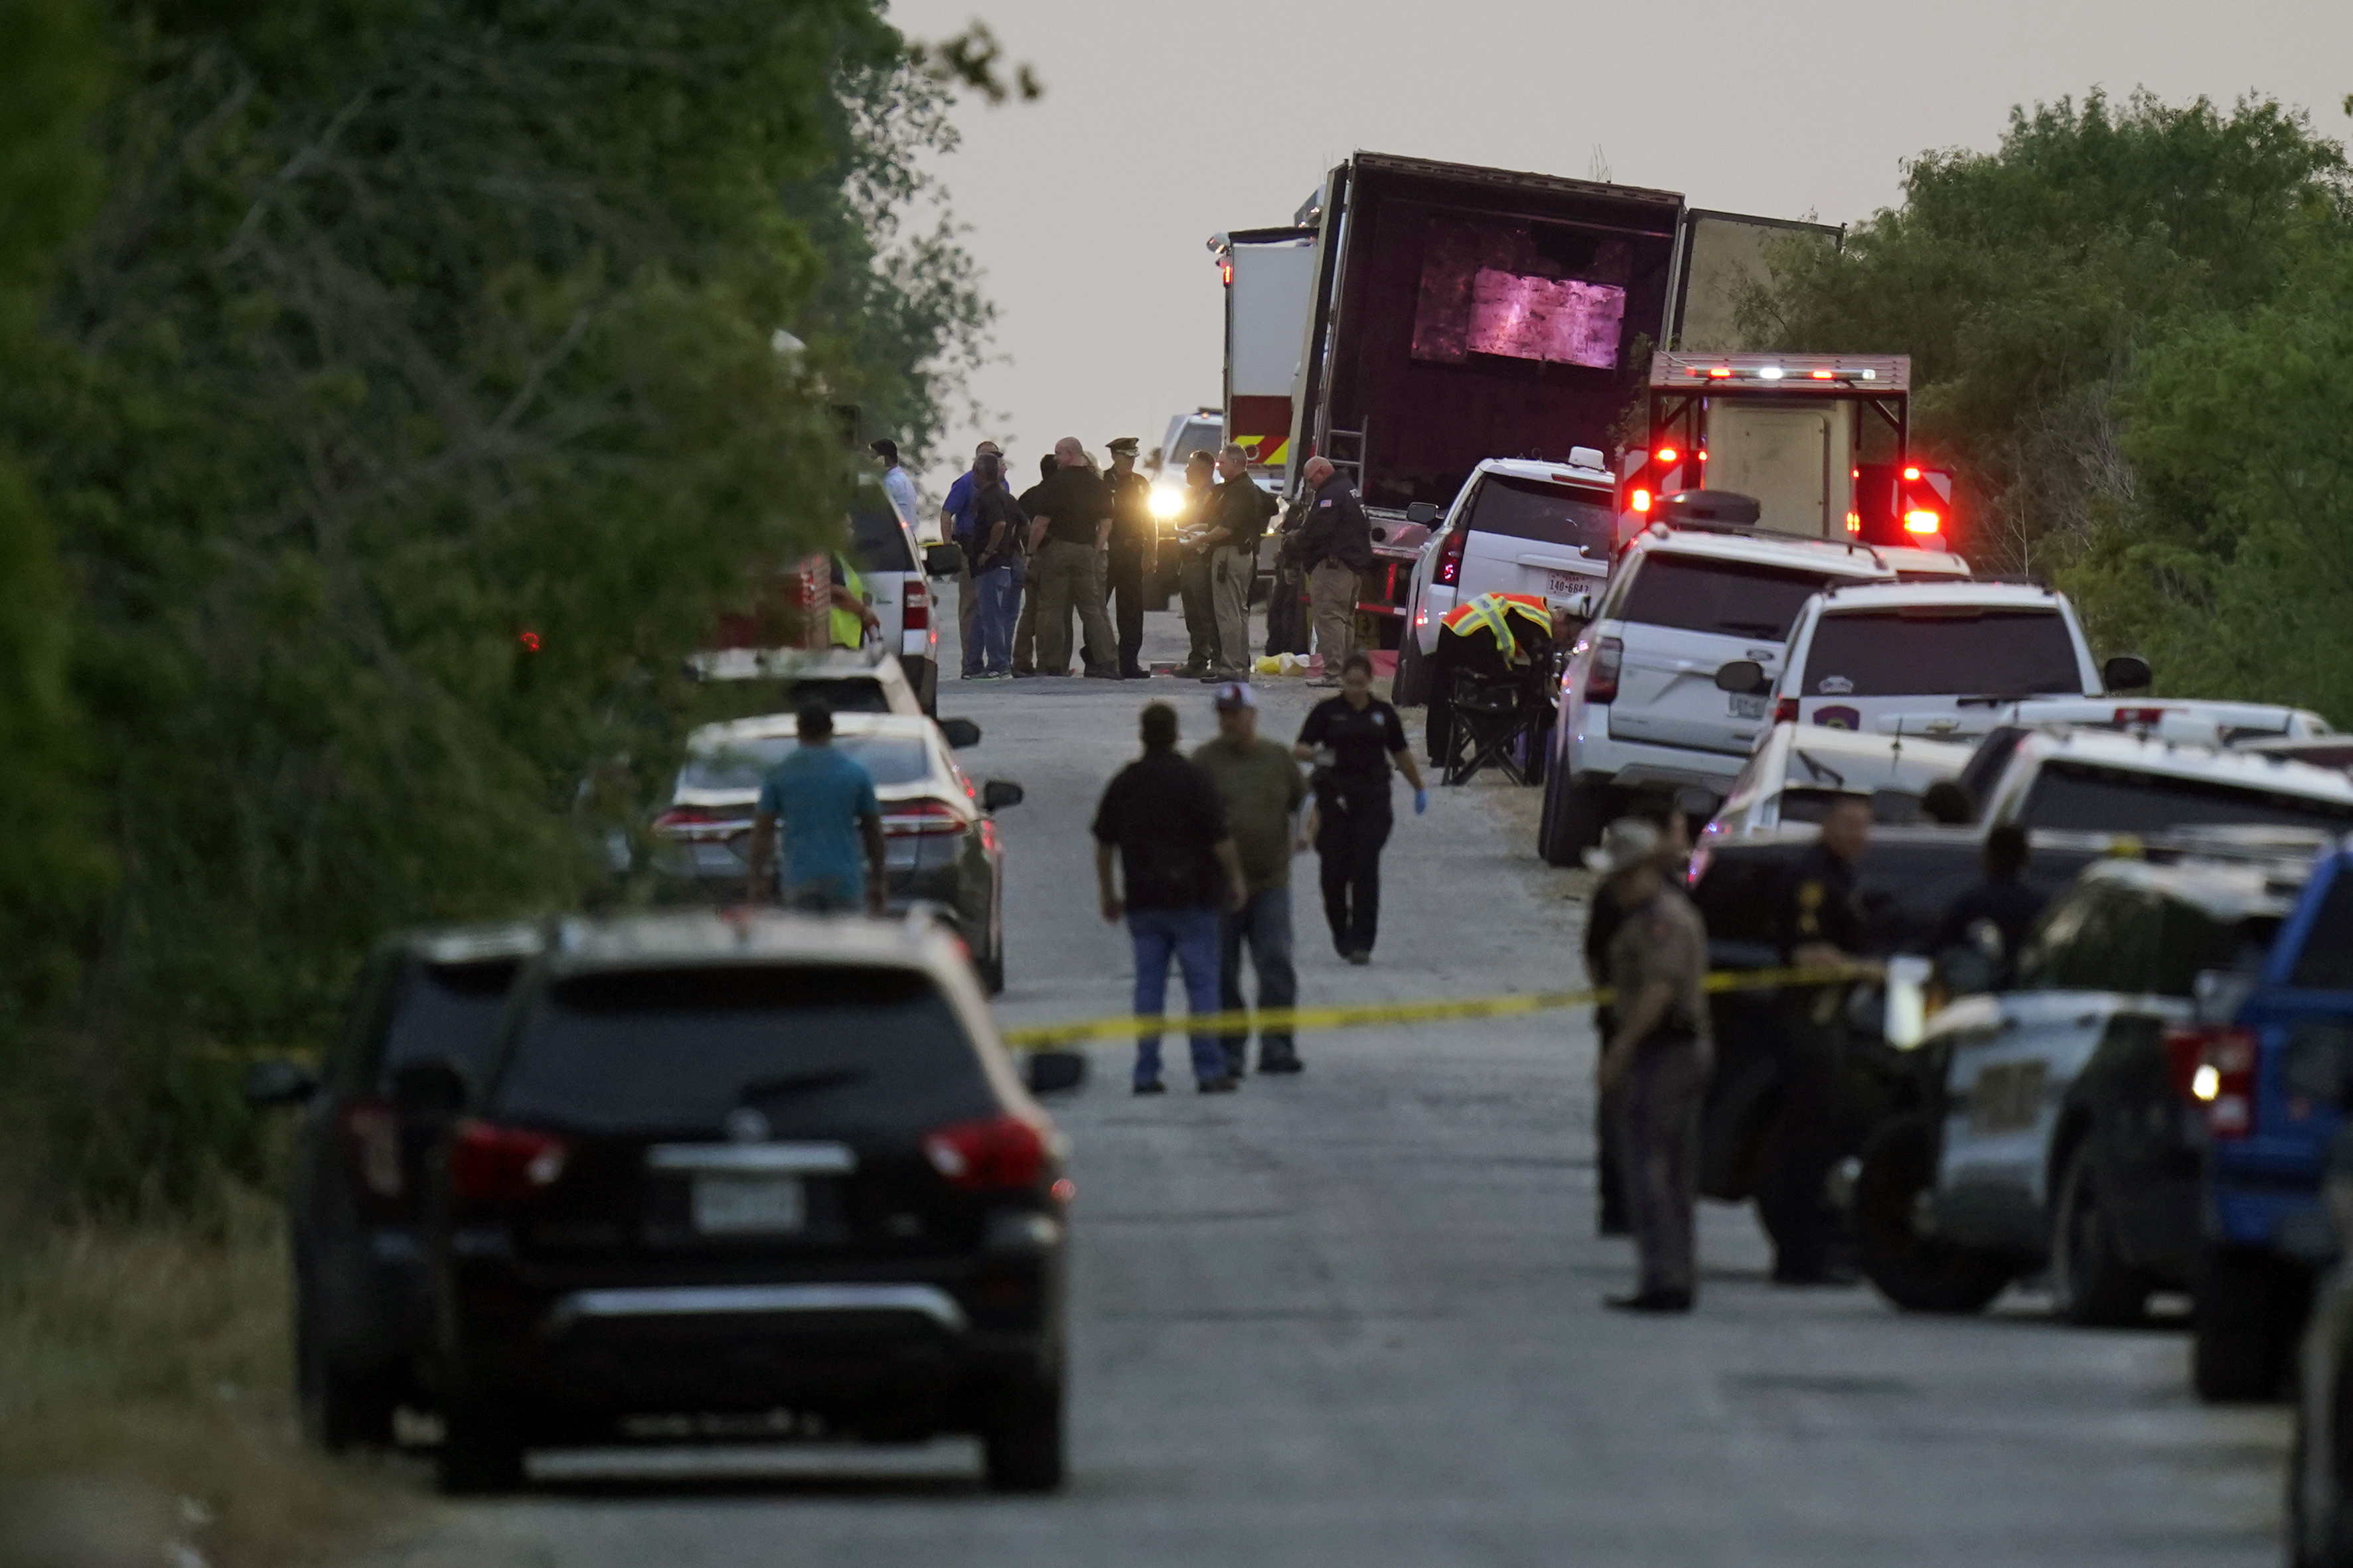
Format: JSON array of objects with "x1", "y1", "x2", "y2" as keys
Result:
[
  {"x1": 2196, "y1": 1244, "x2": 2300, "y2": 1402},
  {"x1": 2048, "y1": 1141, "x2": 2149, "y2": 1327},
  {"x1": 1538, "y1": 774, "x2": 1612, "y2": 867},
  {"x1": 436, "y1": 1391, "x2": 527, "y2": 1495},
  {"x1": 1853, "y1": 1113, "x2": 2012, "y2": 1314},
  {"x1": 980, "y1": 918, "x2": 1006, "y2": 996},
  {"x1": 1393, "y1": 635, "x2": 1429, "y2": 708},
  {"x1": 981, "y1": 1373, "x2": 1065, "y2": 1493},
  {"x1": 295, "y1": 1295, "x2": 395, "y2": 1452}
]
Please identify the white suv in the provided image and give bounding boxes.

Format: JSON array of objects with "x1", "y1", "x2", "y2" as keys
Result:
[
  {"x1": 1393, "y1": 454, "x2": 1616, "y2": 705},
  {"x1": 1724, "y1": 579, "x2": 2127, "y2": 745},
  {"x1": 1537, "y1": 524, "x2": 1899, "y2": 863}
]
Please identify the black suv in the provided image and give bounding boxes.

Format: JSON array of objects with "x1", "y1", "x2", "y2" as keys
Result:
[
  {"x1": 244, "y1": 923, "x2": 543, "y2": 1449},
  {"x1": 416, "y1": 912, "x2": 1079, "y2": 1494}
]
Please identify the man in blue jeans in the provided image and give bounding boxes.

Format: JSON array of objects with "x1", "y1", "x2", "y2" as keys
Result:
[
  {"x1": 1191, "y1": 681, "x2": 1306, "y2": 1076},
  {"x1": 1092, "y1": 702, "x2": 1248, "y2": 1094}
]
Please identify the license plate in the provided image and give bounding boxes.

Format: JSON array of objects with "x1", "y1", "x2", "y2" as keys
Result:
[
  {"x1": 1545, "y1": 571, "x2": 1591, "y2": 599},
  {"x1": 1728, "y1": 693, "x2": 1768, "y2": 719},
  {"x1": 692, "y1": 1175, "x2": 806, "y2": 1234}
]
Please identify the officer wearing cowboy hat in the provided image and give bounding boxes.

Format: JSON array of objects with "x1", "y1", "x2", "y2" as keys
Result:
[{"x1": 1588, "y1": 816, "x2": 1713, "y2": 1313}]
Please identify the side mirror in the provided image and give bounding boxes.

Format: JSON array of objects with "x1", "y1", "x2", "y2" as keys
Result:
[
  {"x1": 1564, "y1": 591, "x2": 1596, "y2": 622},
  {"x1": 1404, "y1": 502, "x2": 1439, "y2": 526},
  {"x1": 242, "y1": 1058, "x2": 319, "y2": 1108},
  {"x1": 1714, "y1": 660, "x2": 1768, "y2": 696},
  {"x1": 923, "y1": 543, "x2": 965, "y2": 579},
  {"x1": 982, "y1": 779, "x2": 1025, "y2": 812},
  {"x1": 1024, "y1": 1049, "x2": 1087, "y2": 1095},
  {"x1": 937, "y1": 716, "x2": 982, "y2": 748},
  {"x1": 2102, "y1": 654, "x2": 2153, "y2": 693},
  {"x1": 390, "y1": 1058, "x2": 471, "y2": 1120}
]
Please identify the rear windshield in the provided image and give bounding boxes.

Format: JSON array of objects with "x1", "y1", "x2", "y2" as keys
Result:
[
  {"x1": 376, "y1": 958, "x2": 520, "y2": 1082},
  {"x1": 680, "y1": 733, "x2": 931, "y2": 794},
  {"x1": 2019, "y1": 762, "x2": 2353, "y2": 835},
  {"x1": 1801, "y1": 607, "x2": 2080, "y2": 699},
  {"x1": 685, "y1": 677, "x2": 893, "y2": 730},
  {"x1": 849, "y1": 498, "x2": 916, "y2": 576},
  {"x1": 1618, "y1": 555, "x2": 1845, "y2": 642},
  {"x1": 493, "y1": 965, "x2": 996, "y2": 1135},
  {"x1": 1464, "y1": 475, "x2": 1614, "y2": 553},
  {"x1": 2291, "y1": 873, "x2": 2353, "y2": 990},
  {"x1": 1167, "y1": 420, "x2": 1220, "y2": 467}
]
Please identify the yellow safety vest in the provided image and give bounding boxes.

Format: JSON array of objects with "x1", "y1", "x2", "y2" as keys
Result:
[
  {"x1": 830, "y1": 553, "x2": 870, "y2": 650},
  {"x1": 1440, "y1": 592, "x2": 1551, "y2": 662}
]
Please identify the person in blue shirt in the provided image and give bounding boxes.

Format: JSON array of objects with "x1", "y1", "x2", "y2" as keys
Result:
[
  {"x1": 744, "y1": 703, "x2": 887, "y2": 915},
  {"x1": 870, "y1": 437, "x2": 920, "y2": 524},
  {"x1": 941, "y1": 439, "x2": 1004, "y2": 680}
]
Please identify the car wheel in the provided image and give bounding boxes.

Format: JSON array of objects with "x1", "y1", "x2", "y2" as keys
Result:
[
  {"x1": 1853, "y1": 1113, "x2": 2012, "y2": 1314},
  {"x1": 981, "y1": 1372, "x2": 1065, "y2": 1493},
  {"x1": 2048, "y1": 1141, "x2": 2149, "y2": 1327},
  {"x1": 1394, "y1": 636, "x2": 1428, "y2": 708},
  {"x1": 2196, "y1": 1244, "x2": 2301, "y2": 1402},
  {"x1": 980, "y1": 918, "x2": 1006, "y2": 996},
  {"x1": 436, "y1": 1391, "x2": 528, "y2": 1495},
  {"x1": 295, "y1": 1293, "x2": 395, "y2": 1452},
  {"x1": 1538, "y1": 774, "x2": 1611, "y2": 867}
]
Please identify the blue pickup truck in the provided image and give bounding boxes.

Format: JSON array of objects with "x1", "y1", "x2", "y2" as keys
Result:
[{"x1": 2194, "y1": 839, "x2": 2353, "y2": 1401}]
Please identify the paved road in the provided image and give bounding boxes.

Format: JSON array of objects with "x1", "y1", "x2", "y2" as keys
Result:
[{"x1": 392, "y1": 606, "x2": 2291, "y2": 1567}]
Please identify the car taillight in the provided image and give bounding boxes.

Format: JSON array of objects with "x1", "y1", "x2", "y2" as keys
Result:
[
  {"x1": 2168, "y1": 1025, "x2": 2257, "y2": 1138},
  {"x1": 448, "y1": 1120, "x2": 570, "y2": 1202},
  {"x1": 339, "y1": 1098, "x2": 404, "y2": 1199},
  {"x1": 1434, "y1": 528, "x2": 1468, "y2": 587},
  {"x1": 1685, "y1": 844, "x2": 1712, "y2": 889},
  {"x1": 1774, "y1": 697, "x2": 1799, "y2": 724},
  {"x1": 882, "y1": 800, "x2": 967, "y2": 837},
  {"x1": 1584, "y1": 636, "x2": 1622, "y2": 704},
  {"x1": 922, "y1": 1113, "x2": 1047, "y2": 1190},
  {"x1": 903, "y1": 577, "x2": 929, "y2": 632},
  {"x1": 653, "y1": 805, "x2": 743, "y2": 838}
]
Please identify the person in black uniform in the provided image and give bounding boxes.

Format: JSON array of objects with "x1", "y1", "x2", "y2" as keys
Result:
[
  {"x1": 1294, "y1": 650, "x2": 1429, "y2": 963},
  {"x1": 1934, "y1": 823, "x2": 2045, "y2": 979},
  {"x1": 1103, "y1": 437, "x2": 1155, "y2": 679},
  {"x1": 1758, "y1": 792, "x2": 1871, "y2": 1285}
]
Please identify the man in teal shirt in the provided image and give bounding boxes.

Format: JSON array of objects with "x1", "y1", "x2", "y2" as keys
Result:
[{"x1": 745, "y1": 703, "x2": 887, "y2": 914}]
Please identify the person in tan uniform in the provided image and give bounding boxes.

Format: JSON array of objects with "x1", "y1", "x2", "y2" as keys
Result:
[{"x1": 1590, "y1": 817, "x2": 1713, "y2": 1314}]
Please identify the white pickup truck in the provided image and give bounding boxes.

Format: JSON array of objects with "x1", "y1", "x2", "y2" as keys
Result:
[{"x1": 1719, "y1": 579, "x2": 2148, "y2": 744}]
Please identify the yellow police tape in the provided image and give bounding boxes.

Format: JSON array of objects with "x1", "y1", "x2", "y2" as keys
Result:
[{"x1": 997, "y1": 963, "x2": 1884, "y2": 1050}]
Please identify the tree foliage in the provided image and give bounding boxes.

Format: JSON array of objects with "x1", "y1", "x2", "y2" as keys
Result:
[
  {"x1": 0, "y1": 0, "x2": 1011, "y2": 1210},
  {"x1": 1741, "y1": 92, "x2": 2350, "y2": 565},
  {"x1": 1741, "y1": 88, "x2": 2353, "y2": 719}
]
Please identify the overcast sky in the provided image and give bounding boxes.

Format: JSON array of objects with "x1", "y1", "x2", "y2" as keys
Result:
[{"x1": 883, "y1": 0, "x2": 2352, "y2": 496}]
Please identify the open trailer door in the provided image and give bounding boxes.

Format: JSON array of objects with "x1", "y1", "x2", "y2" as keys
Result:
[{"x1": 1668, "y1": 210, "x2": 1843, "y2": 352}]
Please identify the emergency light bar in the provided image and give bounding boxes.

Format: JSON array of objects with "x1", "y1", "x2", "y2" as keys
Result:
[{"x1": 1651, "y1": 352, "x2": 1911, "y2": 393}]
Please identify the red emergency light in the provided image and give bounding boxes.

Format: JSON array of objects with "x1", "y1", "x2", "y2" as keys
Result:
[{"x1": 1219, "y1": 262, "x2": 1234, "y2": 286}]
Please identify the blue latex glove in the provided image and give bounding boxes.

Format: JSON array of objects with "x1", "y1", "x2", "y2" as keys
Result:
[{"x1": 1414, "y1": 786, "x2": 1430, "y2": 816}]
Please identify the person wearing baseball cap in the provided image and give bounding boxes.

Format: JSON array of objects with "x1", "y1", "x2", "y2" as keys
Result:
[
  {"x1": 1587, "y1": 816, "x2": 1712, "y2": 1314},
  {"x1": 1190, "y1": 680, "x2": 1308, "y2": 1074}
]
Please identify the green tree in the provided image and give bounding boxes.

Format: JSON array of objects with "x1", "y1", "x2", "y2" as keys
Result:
[
  {"x1": 1741, "y1": 90, "x2": 2350, "y2": 573},
  {"x1": 1, "y1": 0, "x2": 1017, "y2": 1208}
]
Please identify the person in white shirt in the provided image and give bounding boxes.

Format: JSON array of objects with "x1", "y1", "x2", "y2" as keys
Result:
[{"x1": 871, "y1": 439, "x2": 921, "y2": 530}]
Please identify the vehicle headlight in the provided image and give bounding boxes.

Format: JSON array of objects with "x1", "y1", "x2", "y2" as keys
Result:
[{"x1": 1150, "y1": 488, "x2": 1184, "y2": 520}]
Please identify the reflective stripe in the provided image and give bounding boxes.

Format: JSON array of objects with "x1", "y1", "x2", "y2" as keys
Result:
[
  {"x1": 546, "y1": 1283, "x2": 966, "y2": 1334},
  {"x1": 831, "y1": 554, "x2": 870, "y2": 648}
]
